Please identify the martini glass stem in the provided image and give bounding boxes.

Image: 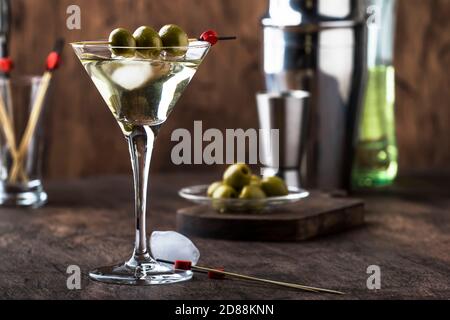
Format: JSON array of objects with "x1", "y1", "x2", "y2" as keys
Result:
[{"x1": 127, "y1": 125, "x2": 158, "y2": 261}]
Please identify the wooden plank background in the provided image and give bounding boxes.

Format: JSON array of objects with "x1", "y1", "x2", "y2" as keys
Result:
[{"x1": 8, "y1": 0, "x2": 450, "y2": 178}]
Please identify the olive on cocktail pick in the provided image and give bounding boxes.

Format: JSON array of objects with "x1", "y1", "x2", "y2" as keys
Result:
[
  {"x1": 109, "y1": 28, "x2": 136, "y2": 57},
  {"x1": 159, "y1": 24, "x2": 189, "y2": 56},
  {"x1": 133, "y1": 26, "x2": 162, "y2": 58}
]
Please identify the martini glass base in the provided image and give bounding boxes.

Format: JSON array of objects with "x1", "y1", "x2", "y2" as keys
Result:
[{"x1": 89, "y1": 256, "x2": 193, "y2": 286}]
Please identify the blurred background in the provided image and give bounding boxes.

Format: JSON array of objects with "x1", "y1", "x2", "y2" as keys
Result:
[{"x1": 9, "y1": 0, "x2": 449, "y2": 179}]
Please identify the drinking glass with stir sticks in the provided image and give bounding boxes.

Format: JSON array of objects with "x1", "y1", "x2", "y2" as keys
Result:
[
  {"x1": 0, "y1": 39, "x2": 63, "y2": 207},
  {"x1": 0, "y1": 75, "x2": 50, "y2": 207}
]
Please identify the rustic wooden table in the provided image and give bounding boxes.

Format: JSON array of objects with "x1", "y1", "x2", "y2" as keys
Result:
[{"x1": 0, "y1": 173, "x2": 448, "y2": 300}]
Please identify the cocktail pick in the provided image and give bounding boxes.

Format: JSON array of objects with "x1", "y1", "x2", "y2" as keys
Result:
[
  {"x1": 158, "y1": 259, "x2": 345, "y2": 295},
  {"x1": 197, "y1": 30, "x2": 237, "y2": 46},
  {"x1": 79, "y1": 30, "x2": 236, "y2": 47},
  {"x1": 0, "y1": 0, "x2": 13, "y2": 130},
  {"x1": 0, "y1": 0, "x2": 12, "y2": 76},
  {"x1": 0, "y1": 57, "x2": 16, "y2": 155},
  {"x1": 0, "y1": 92, "x2": 16, "y2": 158},
  {"x1": 0, "y1": 0, "x2": 29, "y2": 182},
  {"x1": 9, "y1": 39, "x2": 64, "y2": 183}
]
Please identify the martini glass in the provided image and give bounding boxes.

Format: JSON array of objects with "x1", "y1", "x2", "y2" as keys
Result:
[{"x1": 71, "y1": 41, "x2": 211, "y2": 285}]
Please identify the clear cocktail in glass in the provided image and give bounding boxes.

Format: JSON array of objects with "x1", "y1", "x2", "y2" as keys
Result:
[{"x1": 72, "y1": 40, "x2": 210, "y2": 285}]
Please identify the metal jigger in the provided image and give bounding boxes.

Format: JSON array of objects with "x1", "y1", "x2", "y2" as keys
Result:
[{"x1": 257, "y1": 91, "x2": 310, "y2": 188}]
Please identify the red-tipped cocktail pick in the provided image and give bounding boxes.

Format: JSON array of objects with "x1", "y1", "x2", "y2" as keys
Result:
[
  {"x1": 208, "y1": 267, "x2": 226, "y2": 280},
  {"x1": 0, "y1": 0, "x2": 19, "y2": 178},
  {"x1": 199, "y1": 30, "x2": 237, "y2": 46},
  {"x1": 0, "y1": 57, "x2": 13, "y2": 73},
  {"x1": 9, "y1": 38, "x2": 65, "y2": 183},
  {"x1": 159, "y1": 259, "x2": 343, "y2": 294},
  {"x1": 174, "y1": 260, "x2": 192, "y2": 270},
  {"x1": 200, "y1": 30, "x2": 219, "y2": 45},
  {"x1": 173, "y1": 260, "x2": 223, "y2": 279},
  {"x1": 0, "y1": 0, "x2": 21, "y2": 180},
  {"x1": 46, "y1": 38, "x2": 65, "y2": 71}
]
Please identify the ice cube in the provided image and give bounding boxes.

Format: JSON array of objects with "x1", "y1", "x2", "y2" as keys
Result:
[
  {"x1": 106, "y1": 60, "x2": 171, "y2": 91},
  {"x1": 150, "y1": 231, "x2": 200, "y2": 266},
  {"x1": 109, "y1": 60, "x2": 153, "y2": 90}
]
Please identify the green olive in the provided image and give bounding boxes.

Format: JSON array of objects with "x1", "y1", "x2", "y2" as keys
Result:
[
  {"x1": 109, "y1": 28, "x2": 136, "y2": 57},
  {"x1": 239, "y1": 185, "x2": 266, "y2": 199},
  {"x1": 261, "y1": 176, "x2": 289, "y2": 197},
  {"x1": 212, "y1": 185, "x2": 238, "y2": 199},
  {"x1": 207, "y1": 181, "x2": 223, "y2": 198},
  {"x1": 239, "y1": 185, "x2": 266, "y2": 212},
  {"x1": 159, "y1": 24, "x2": 189, "y2": 56},
  {"x1": 249, "y1": 174, "x2": 262, "y2": 187},
  {"x1": 133, "y1": 26, "x2": 162, "y2": 58},
  {"x1": 223, "y1": 163, "x2": 252, "y2": 189}
]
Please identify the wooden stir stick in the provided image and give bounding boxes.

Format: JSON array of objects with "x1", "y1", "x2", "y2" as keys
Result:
[
  {"x1": 0, "y1": 85, "x2": 28, "y2": 182},
  {"x1": 0, "y1": 1, "x2": 29, "y2": 182},
  {"x1": 9, "y1": 39, "x2": 64, "y2": 183},
  {"x1": 0, "y1": 92, "x2": 16, "y2": 156},
  {"x1": 0, "y1": 0, "x2": 13, "y2": 132}
]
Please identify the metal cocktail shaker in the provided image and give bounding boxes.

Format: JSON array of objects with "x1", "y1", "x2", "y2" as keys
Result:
[
  {"x1": 261, "y1": 0, "x2": 366, "y2": 191},
  {"x1": 257, "y1": 91, "x2": 310, "y2": 188}
]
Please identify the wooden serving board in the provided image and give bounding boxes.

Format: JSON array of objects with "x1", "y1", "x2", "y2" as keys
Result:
[{"x1": 177, "y1": 192, "x2": 364, "y2": 241}]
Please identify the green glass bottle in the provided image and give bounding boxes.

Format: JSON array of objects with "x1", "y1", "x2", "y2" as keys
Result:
[{"x1": 352, "y1": 0, "x2": 398, "y2": 188}]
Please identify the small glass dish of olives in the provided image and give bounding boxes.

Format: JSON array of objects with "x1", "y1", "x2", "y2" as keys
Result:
[{"x1": 179, "y1": 164, "x2": 309, "y2": 213}]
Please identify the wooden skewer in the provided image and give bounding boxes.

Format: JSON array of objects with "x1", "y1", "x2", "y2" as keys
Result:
[
  {"x1": 157, "y1": 259, "x2": 344, "y2": 295},
  {"x1": 10, "y1": 38, "x2": 64, "y2": 183},
  {"x1": 0, "y1": 91, "x2": 28, "y2": 182},
  {"x1": 0, "y1": 0, "x2": 29, "y2": 183},
  {"x1": 74, "y1": 41, "x2": 110, "y2": 45},
  {"x1": 9, "y1": 72, "x2": 51, "y2": 183},
  {"x1": 4, "y1": 80, "x2": 14, "y2": 133},
  {"x1": 193, "y1": 265, "x2": 318, "y2": 293},
  {"x1": 3, "y1": 79, "x2": 25, "y2": 181},
  {"x1": 214, "y1": 36, "x2": 237, "y2": 41},
  {"x1": 192, "y1": 265, "x2": 344, "y2": 295},
  {"x1": 189, "y1": 36, "x2": 237, "y2": 42},
  {"x1": 74, "y1": 35, "x2": 236, "y2": 47},
  {"x1": 0, "y1": 92, "x2": 16, "y2": 153}
]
